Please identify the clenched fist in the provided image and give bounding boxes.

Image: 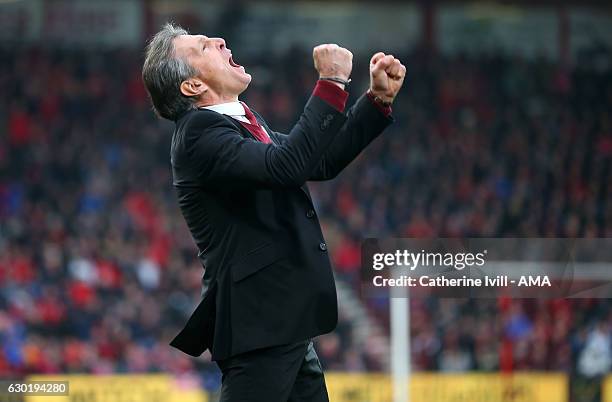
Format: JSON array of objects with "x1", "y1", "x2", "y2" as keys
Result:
[
  {"x1": 313, "y1": 44, "x2": 353, "y2": 87},
  {"x1": 369, "y1": 52, "x2": 406, "y2": 104}
]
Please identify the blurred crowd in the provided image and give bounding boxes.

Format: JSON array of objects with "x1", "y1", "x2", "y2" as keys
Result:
[{"x1": 0, "y1": 41, "x2": 611, "y2": 392}]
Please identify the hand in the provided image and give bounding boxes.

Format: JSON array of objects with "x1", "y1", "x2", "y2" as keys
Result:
[
  {"x1": 369, "y1": 52, "x2": 406, "y2": 104},
  {"x1": 313, "y1": 44, "x2": 353, "y2": 88}
]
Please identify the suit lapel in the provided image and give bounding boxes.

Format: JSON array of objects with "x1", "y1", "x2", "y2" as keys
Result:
[{"x1": 221, "y1": 114, "x2": 255, "y2": 141}]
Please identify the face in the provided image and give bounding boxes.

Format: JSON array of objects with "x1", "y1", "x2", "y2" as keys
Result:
[{"x1": 173, "y1": 34, "x2": 251, "y2": 103}]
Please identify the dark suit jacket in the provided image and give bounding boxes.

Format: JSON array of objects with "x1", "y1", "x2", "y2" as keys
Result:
[{"x1": 169, "y1": 92, "x2": 392, "y2": 360}]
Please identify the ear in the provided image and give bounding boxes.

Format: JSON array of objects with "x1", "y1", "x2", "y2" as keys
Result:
[{"x1": 180, "y1": 78, "x2": 207, "y2": 97}]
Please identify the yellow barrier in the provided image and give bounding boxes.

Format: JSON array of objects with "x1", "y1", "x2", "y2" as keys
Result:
[
  {"x1": 22, "y1": 372, "x2": 571, "y2": 402},
  {"x1": 325, "y1": 372, "x2": 568, "y2": 402},
  {"x1": 25, "y1": 374, "x2": 207, "y2": 402},
  {"x1": 604, "y1": 375, "x2": 612, "y2": 402}
]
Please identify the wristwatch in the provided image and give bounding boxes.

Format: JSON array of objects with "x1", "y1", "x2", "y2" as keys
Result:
[{"x1": 367, "y1": 89, "x2": 393, "y2": 107}]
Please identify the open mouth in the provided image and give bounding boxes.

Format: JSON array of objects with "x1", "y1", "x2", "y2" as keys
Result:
[{"x1": 228, "y1": 55, "x2": 241, "y2": 68}]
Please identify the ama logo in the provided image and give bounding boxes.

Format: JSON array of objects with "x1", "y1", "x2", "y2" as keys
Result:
[{"x1": 518, "y1": 275, "x2": 552, "y2": 287}]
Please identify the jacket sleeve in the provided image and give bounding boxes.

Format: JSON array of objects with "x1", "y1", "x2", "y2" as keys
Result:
[
  {"x1": 184, "y1": 95, "x2": 347, "y2": 188},
  {"x1": 269, "y1": 93, "x2": 394, "y2": 181}
]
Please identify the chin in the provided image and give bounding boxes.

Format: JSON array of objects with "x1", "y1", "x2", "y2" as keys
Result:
[
  {"x1": 242, "y1": 71, "x2": 252, "y2": 83},
  {"x1": 238, "y1": 72, "x2": 252, "y2": 90}
]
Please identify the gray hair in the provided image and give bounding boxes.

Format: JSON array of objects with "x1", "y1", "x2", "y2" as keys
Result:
[{"x1": 142, "y1": 23, "x2": 198, "y2": 121}]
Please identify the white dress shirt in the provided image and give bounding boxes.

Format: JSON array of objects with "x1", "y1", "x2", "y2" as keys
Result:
[
  {"x1": 201, "y1": 101, "x2": 250, "y2": 124},
  {"x1": 201, "y1": 101, "x2": 270, "y2": 137}
]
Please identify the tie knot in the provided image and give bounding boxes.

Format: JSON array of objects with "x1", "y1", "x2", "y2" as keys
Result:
[
  {"x1": 237, "y1": 102, "x2": 272, "y2": 144},
  {"x1": 240, "y1": 101, "x2": 257, "y2": 125}
]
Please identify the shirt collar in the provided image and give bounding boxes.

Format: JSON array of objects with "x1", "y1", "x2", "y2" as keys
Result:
[{"x1": 201, "y1": 101, "x2": 245, "y2": 117}]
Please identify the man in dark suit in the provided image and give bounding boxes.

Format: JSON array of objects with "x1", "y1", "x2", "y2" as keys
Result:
[{"x1": 142, "y1": 23, "x2": 405, "y2": 402}]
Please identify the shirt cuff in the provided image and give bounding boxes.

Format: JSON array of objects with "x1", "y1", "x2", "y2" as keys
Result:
[
  {"x1": 366, "y1": 90, "x2": 393, "y2": 118},
  {"x1": 313, "y1": 80, "x2": 348, "y2": 112}
]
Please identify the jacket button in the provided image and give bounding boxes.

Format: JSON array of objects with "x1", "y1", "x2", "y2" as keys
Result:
[
  {"x1": 319, "y1": 242, "x2": 327, "y2": 251},
  {"x1": 320, "y1": 114, "x2": 334, "y2": 131},
  {"x1": 306, "y1": 209, "x2": 315, "y2": 218}
]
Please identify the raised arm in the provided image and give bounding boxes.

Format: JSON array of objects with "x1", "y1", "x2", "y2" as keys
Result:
[{"x1": 269, "y1": 52, "x2": 406, "y2": 181}]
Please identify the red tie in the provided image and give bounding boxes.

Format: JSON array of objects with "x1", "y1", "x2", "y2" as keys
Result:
[{"x1": 239, "y1": 102, "x2": 272, "y2": 144}]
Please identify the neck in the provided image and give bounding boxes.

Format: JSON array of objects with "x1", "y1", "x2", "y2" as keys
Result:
[{"x1": 196, "y1": 92, "x2": 239, "y2": 107}]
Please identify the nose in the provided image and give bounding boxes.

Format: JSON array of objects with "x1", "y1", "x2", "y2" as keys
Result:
[{"x1": 212, "y1": 37, "x2": 226, "y2": 50}]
